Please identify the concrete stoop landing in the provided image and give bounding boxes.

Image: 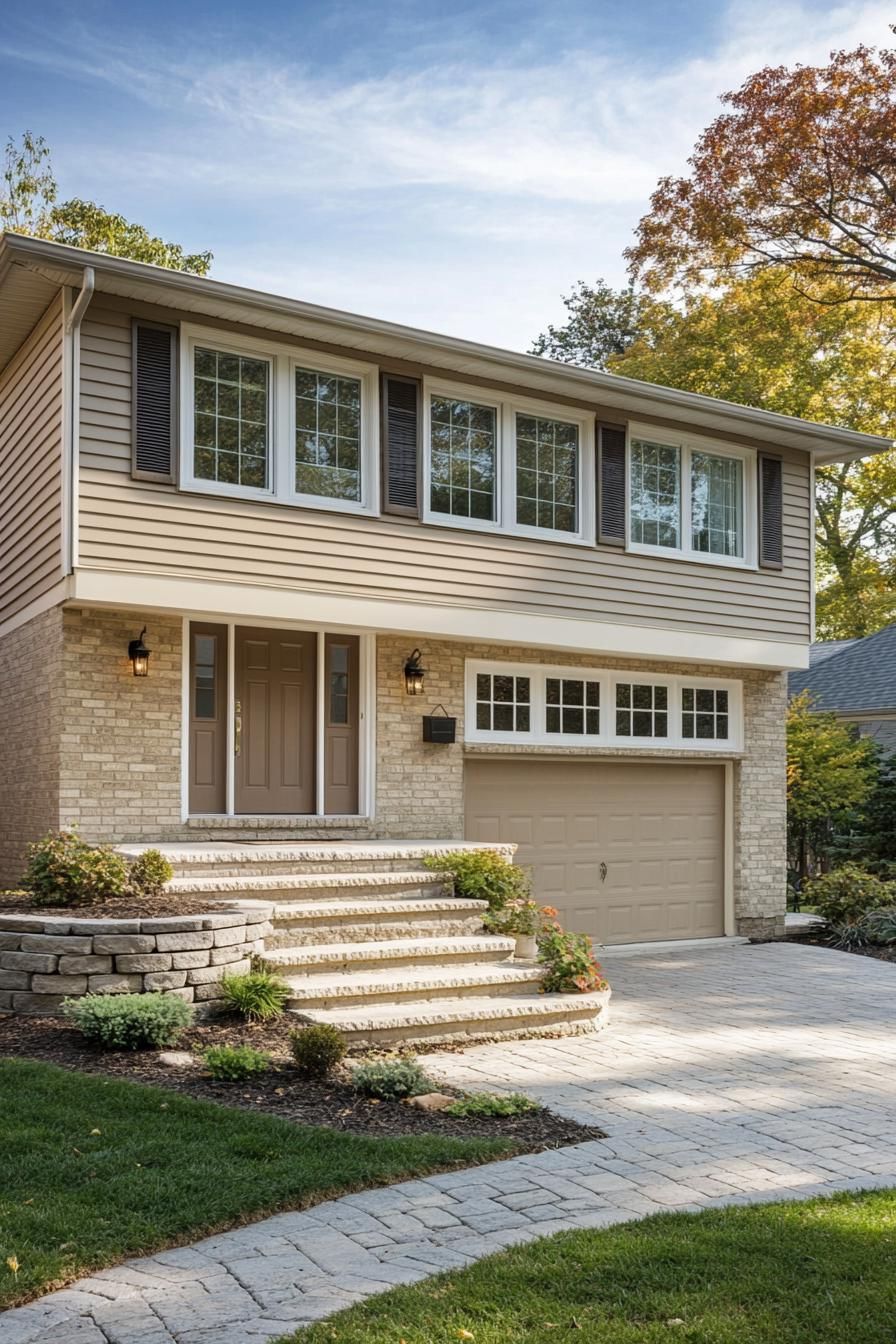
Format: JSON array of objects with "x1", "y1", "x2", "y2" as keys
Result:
[{"x1": 122, "y1": 841, "x2": 610, "y2": 1047}]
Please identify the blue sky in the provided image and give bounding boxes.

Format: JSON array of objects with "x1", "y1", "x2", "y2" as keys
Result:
[{"x1": 1, "y1": 0, "x2": 892, "y2": 348}]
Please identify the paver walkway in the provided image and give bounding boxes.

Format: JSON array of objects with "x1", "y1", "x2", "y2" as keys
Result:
[{"x1": 4, "y1": 941, "x2": 896, "y2": 1343}]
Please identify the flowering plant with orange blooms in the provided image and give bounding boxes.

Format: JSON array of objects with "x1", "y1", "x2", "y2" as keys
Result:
[{"x1": 538, "y1": 924, "x2": 608, "y2": 994}]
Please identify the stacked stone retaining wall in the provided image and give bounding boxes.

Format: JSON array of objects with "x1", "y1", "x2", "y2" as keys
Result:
[{"x1": 0, "y1": 904, "x2": 274, "y2": 1015}]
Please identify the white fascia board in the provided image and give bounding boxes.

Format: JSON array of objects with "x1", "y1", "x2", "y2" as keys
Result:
[{"x1": 70, "y1": 568, "x2": 810, "y2": 671}]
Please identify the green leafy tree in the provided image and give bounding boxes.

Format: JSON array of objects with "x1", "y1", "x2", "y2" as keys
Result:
[
  {"x1": 786, "y1": 691, "x2": 878, "y2": 885},
  {"x1": 1, "y1": 131, "x2": 211, "y2": 275},
  {"x1": 531, "y1": 271, "x2": 896, "y2": 638}
]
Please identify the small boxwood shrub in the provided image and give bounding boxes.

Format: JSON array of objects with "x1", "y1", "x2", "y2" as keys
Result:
[
  {"x1": 25, "y1": 829, "x2": 128, "y2": 906},
  {"x1": 423, "y1": 849, "x2": 529, "y2": 910},
  {"x1": 221, "y1": 970, "x2": 290, "y2": 1024},
  {"x1": 290, "y1": 1023, "x2": 347, "y2": 1077},
  {"x1": 203, "y1": 1044, "x2": 269, "y2": 1081},
  {"x1": 446, "y1": 1092, "x2": 540, "y2": 1118},
  {"x1": 351, "y1": 1056, "x2": 434, "y2": 1101},
  {"x1": 63, "y1": 992, "x2": 193, "y2": 1050},
  {"x1": 126, "y1": 849, "x2": 173, "y2": 898},
  {"x1": 804, "y1": 865, "x2": 895, "y2": 925}
]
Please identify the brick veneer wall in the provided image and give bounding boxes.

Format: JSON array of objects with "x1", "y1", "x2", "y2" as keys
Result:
[
  {"x1": 0, "y1": 904, "x2": 273, "y2": 1015},
  {"x1": 0, "y1": 607, "x2": 63, "y2": 886},
  {"x1": 374, "y1": 635, "x2": 788, "y2": 938}
]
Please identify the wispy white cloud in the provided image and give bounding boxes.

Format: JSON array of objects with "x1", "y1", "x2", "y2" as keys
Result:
[{"x1": 1, "y1": 0, "x2": 892, "y2": 344}]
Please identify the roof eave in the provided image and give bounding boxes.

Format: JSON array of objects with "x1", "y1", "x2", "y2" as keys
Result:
[{"x1": 1, "y1": 233, "x2": 892, "y2": 464}]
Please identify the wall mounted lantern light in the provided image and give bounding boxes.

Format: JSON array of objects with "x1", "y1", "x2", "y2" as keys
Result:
[
  {"x1": 128, "y1": 627, "x2": 151, "y2": 677},
  {"x1": 404, "y1": 648, "x2": 426, "y2": 695}
]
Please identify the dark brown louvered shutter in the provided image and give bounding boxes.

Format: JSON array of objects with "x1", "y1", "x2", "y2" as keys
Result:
[
  {"x1": 758, "y1": 453, "x2": 784, "y2": 570},
  {"x1": 597, "y1": 422, "x2": 627, "y2": 545},
  {"x1": 132, "y1": 321, "x2": 177, "y2": 481},
  {"x1": 381, "y1": 374, "x2": 420, "y2": 516}
]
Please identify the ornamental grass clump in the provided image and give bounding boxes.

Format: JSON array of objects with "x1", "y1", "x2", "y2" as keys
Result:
[
  {"x1": 422, "y1": 849, "x2": 529, "y2": 910},
  {"x1": 351, "y1": 1056, "x2": 434, "y2": 1101},
  {"x1": 290, "y1": 1023, "x2": 347, "y2": 1077},
  {"x1": 221, "y1": 970, "x2": 290, "y2": 1024},
  {"x1": 203, "y1": 1044, "x2": 270, "y2": 1081},
  {"x1": 64, "y1": 992, "x2": 193, "y2": 1050},
  {"x1": 538, "y1": 925, "x2": 608, "y2": 994}
]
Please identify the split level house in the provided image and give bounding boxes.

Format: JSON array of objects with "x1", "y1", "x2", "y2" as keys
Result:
[{"x1": 1, "y1": 234, "x2": 890, "y2": 947}]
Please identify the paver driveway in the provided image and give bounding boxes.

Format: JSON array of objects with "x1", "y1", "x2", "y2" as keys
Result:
[{"x1": 4, "y1": 941, "x2": 896, "y2": 1343}]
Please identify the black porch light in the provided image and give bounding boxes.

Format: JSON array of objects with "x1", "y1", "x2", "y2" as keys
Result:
[
  {"x1": 128, "y1": 626, "x2": 151, "y2": 677},
  {"x1": 404, "y1": 648, "x2": 426, "y2": 695}
]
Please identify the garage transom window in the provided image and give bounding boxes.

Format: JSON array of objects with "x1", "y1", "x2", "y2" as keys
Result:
[
  {"x1": 682, "y1": 687, "x2": 730, "y2": 740},
  {"x1": 465, "y1": 661, "x2": 742, "y2": 751},
  {"x1": 475, "y1": 673, "x2": 531, "y2": 732},
  {"x1": 615, "y1": 683, "x2": 668, "y2": 738}
]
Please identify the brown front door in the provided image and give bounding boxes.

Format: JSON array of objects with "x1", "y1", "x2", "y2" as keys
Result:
[
  {"x1": 235, "y1": 626, "x2": 317, "y2": 814},
  {"x1": 188, "y1": 623, "x2": 228, "y2": 814},
  {"x1": 324, "y1": 634, "x2": 360, "y2": 814}
]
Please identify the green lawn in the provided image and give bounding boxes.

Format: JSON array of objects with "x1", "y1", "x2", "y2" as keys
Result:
[
  {"x1": 288, "y1": 1190, "x2": 896, "y2": 1344},
  {"x1": 0, "y1": 1058, "x2": 515, "y2": 1309}
]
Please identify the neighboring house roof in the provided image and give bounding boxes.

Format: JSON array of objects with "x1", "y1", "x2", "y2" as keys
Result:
[
  {"x1": 789, "y1": 625, "x2": 896, "y2": 713},
  {"x1": 0, "y1": 232, "x2": 893, "y2": 466}
]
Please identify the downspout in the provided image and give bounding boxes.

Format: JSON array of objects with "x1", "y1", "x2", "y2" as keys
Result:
[{"x1": 62, "y1": 266, "x2": 94, "y2": 575}]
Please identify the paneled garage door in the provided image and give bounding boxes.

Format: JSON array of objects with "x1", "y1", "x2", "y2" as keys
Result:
[{"x1": 464, "y1": 759, "x2": 725, "y2": 944}]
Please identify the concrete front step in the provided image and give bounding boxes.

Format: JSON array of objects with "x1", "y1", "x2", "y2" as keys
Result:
[
  {"x1": 120, "y1": 841, "x2": 512, "y2": 880},
  {"x1": 283, "y1": 961, "x2": 545, "y2": 1009},
  {"x1": 290, "y1": 988, "x2": 611, "y2": 1046},
  {"x1": 264, "y1": 934, "x2": 516, "y2": 975},
  {"x1": 167, "y1": 871, "x2": 453, "y2": 903},
  {"x1": 265, "y1": 898, "x2": 489, "y2": 948}
]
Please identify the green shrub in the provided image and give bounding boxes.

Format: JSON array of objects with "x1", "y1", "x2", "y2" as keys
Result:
[
  {"x1": 290, "y1": 1023, "x2": 347, "y2": 1077},
  {"x1": 126, "y1": 849, "x2": 173, "y2": 898},
  {"x1": 804, "y1": 864, "x2": 895, "y2": 925},
  {"x1": 24, "y1": 828, "x2": 128, "y2": 906},
  {"x1": 203, "y1": 1044, "x2": 269, "y2": 1081},
  {"x1": 63, "y1": 993, "x2": 193, "y2": 1050},
  {"x1": 351, "y1": 1056, "x2": 434, "y2": 1101},
  {"x1": 538, "y1": 926, "x2": 608, "y2": 994},
  {"x1": 423, "y1": 849, "x2": 529, "y2": 910},
  {"x1": 221, "y1": 970, "x2": 290, "y2": 1024},
  {"x1": 445, "y1": 1092, "x2": 539, "y2": 1118},
  {"x1": 863, "y1": 907, "x2": 896, "y2": 946},
  {"x1": 483, "y1": 897, "x2": 552, "y2": 938}
]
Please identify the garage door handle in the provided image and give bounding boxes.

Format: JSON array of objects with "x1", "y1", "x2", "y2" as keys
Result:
[{"x1": 599, "y1": 862, "x2": 608, "y2": 882}]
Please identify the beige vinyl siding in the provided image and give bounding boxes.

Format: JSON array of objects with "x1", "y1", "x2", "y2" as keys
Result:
[
  {"x1": 78, "y1": 305, "x2": 812, "y2": 644},
  {"x1": 0, "y1": 293, "x2": 64, "y2": 625}
]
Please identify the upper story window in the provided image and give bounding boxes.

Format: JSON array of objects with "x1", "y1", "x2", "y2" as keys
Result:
[
  {"x1": 194, "y1": 348, "x2": 270, "y2": 490},
  {"x1": 423, "y1": 379, "x2": 593, "y2": 544},
  {"x1": 181, "y1": 326, "x2": 378, "y2": 515},
  {"x1": 430, "y1": 397, "x2": 497, "y2": 522},
  {"x1": 628, "y1": 426, "x2": 755, "y2": 567},
  {"x1": 465, "y1": 660, "x2": 743, "y2": 751}
]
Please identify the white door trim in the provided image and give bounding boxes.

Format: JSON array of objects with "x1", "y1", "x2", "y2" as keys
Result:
[{"x1": 181, "y1": 617, "x2": 374, "y2": 822}]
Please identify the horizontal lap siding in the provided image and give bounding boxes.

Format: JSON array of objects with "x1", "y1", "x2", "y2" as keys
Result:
[
  {"x1": 0, "y1": 295, "x2": 64, "y2": 624},
  {"x1": 78, "y1": 306, "x2": 812, "y2": 643}
]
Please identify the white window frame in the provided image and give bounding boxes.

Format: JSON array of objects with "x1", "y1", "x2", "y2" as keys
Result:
[
  {"x1": 626, "y1": 423, "x2": 757, "y2": 570},
  {"x1": 422, "y1": 378, "x2": 595, "y2": 546},
  {"x1": 464, "y1": 659, "x2": 743, "y2": 752},
  {"x1": 180, "y1": 323, "x2": 379, "y2": 516}
]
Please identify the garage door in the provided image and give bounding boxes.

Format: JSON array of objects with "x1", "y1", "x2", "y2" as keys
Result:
[{"x1": 465, "y1": 759, "x2": 725, "y2": 944}]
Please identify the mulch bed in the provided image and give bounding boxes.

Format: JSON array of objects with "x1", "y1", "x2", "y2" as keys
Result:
[
  {"x1": 787, "y1": 928, "x2": 896, "y2": 964},
  {"x1": 0, "y1": 1015, "x2": 606, "y2": 1150},
  {"x1": 0, "y1": 894, "x2": 234, "y2": 919}
]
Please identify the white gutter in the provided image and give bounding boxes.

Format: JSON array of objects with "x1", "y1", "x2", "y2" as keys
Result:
[{"x1": 61, "y1": 266, "x2": 94, "y2": 574}]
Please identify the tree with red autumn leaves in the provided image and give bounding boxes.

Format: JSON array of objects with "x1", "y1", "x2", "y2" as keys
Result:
[{"x1": 626, "y1": 43, "x2": 896, "y2": 304}]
